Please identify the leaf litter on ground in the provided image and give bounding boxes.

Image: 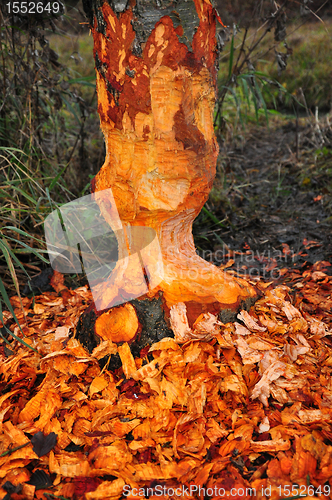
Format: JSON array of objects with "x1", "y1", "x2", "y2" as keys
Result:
[{"x1": 0, "y1": 263, "x2": 332, "y2": 499}]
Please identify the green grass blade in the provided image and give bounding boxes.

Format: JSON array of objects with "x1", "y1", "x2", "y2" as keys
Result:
[
  {"x1": 0, "y1": 238, "x2": 30, "y2": 276},
  {"x1": 7, "y1": 185, "x2": 38, "y2": 205},
  {"x1": 3, "y1": 236, "x2": 50, "y2": 263},
  {"x1": 45, "y1": 187, "x2": 57, "y2": 212},
  {"x1": 0, "y1": 327, "x2": 14, "y2": 348},
  {"x1": 66, "y1": 75, "x2": 96, "y2": 84},
  {"x1": 240, "y1": 76, "x2": 251, "y2": 109},
  {"x1": 202, "y1": 206, "x2": 227, "y2": 228},
  {"x1": 3, "y1": 226, "x2": 47, "y2": 245},
  {"x1": 254, "y1": 77, "x2": 269, "y2": 123},
  {"x1": 0, "y1": 189, "x2": 17, "y2": 202},
  {"x1": 246, "y1": 77, "x2": 259, "y2": 121},
  {"x1": 49, "y1": 164, "x2": 70, "y2": 191},
  {"x1": 228, "y1": 35, "x2": 235, "y2": 80},
  {"x1": 0, "y1": 239, "x2": 24, "y2": 294},
  {"x1": 0, "y1": 146, "x2": 29, "y2": 155},
  {"x1": 0, "y1": 150, "x2": 46, "y2": 194},
  {"x1": 0, "y1": 277, "x2": 24, "y2": 337},
  {"x1": 60, "y1": 94, "x2": 81, "y2": 125},
  {"x1": 213, "y1": 231, "x2": 227, "y2": 246}
]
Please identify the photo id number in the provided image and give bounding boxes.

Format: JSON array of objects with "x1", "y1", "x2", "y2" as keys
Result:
[
  {"x1": 6, "y1": 2, "x2": 61, "y2": 14},
  {"x1": 278, "y1": 484, "x2": 331, "y2": 497}
]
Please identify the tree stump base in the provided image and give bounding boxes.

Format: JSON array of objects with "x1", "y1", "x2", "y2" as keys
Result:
[
  {"x1": 75, "y1": 290, "x2": 259, "y2": 371},
  {"x1": 75, "y1": 293, "x2": 174, "y2": 370},
  {"x1": 218, "y1": 295, "x2": 258, "y2": 324}
]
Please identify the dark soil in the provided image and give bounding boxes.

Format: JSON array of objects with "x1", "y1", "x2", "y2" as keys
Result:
[{"x1": 194, "y1": 116, "x2": 332, "y2": 281}]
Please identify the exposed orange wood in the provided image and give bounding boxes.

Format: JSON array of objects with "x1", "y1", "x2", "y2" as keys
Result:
[{"x1": 95, "y1": 303, "x2": 139, "y2": 343}]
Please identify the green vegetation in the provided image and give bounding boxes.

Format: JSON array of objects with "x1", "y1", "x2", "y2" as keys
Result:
[
  {"x1": 217, "y1": 19, "x2": 332, "y2": 128},
  {"x1": 0, "y1": 11, "x2": 99, "y2": 270},
  {"x1": 0, "y1": 6, "x2": 100, "y2": 348},
  {"x1": 49, "y1": 32, "x2": 94, "y2": 78},
  {"x1": 256, "y1": 20, "x2": 332, "y2": 111}
]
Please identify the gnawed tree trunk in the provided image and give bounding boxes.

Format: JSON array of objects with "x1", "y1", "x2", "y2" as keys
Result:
[{"x1": 78, "y1": 0, "x2": 257, "y2": 354}]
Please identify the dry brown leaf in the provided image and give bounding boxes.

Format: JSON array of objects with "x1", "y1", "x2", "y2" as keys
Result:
[{"x1": 1, "y1": 263, "x2": 332, "y2": 496}]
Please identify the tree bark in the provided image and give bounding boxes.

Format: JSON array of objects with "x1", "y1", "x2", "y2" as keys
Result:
[{"x1": 80, "y1": 0, "x2": 256, "y2": 344}]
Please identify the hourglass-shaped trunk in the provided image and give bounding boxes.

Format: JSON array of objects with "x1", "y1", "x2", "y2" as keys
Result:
[{"x1": 82, "y1": 0, "x2": 256, "y2": 332}]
